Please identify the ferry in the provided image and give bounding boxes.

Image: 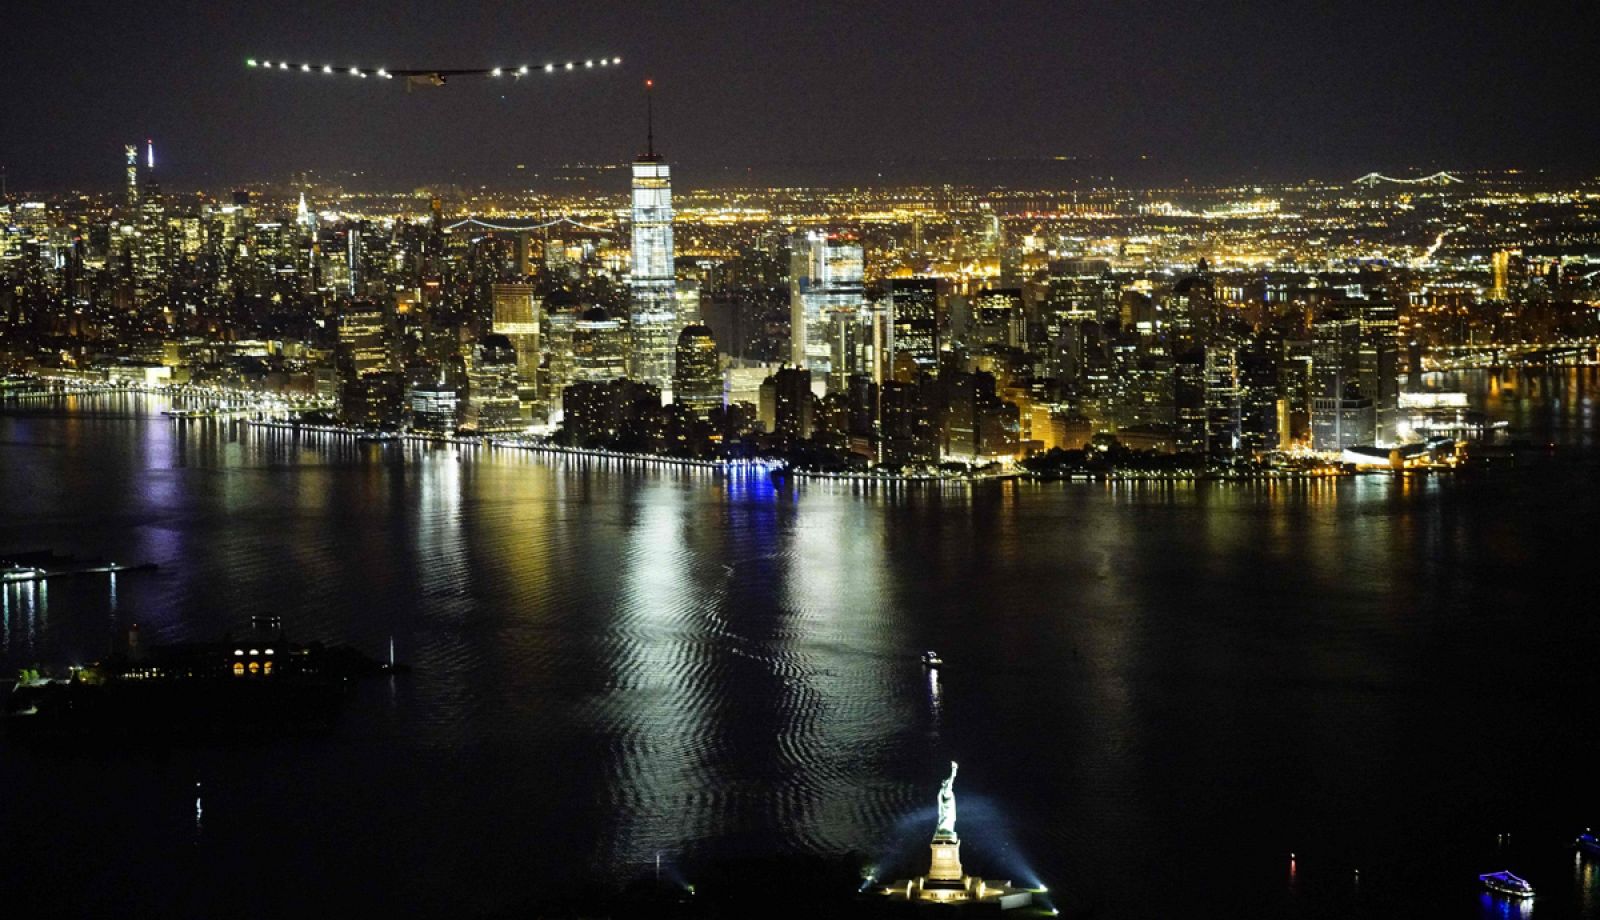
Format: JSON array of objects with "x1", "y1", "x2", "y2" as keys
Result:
[
  {"x1": 1576, "y1": 831, "x2": 1600, "y2": 857},
  {"x1": 921, "y1": 650, "x2": 943, "y2": 669},
  {"x1": 1480, "y1": 870, "x2": 1535, "y2": 899}
]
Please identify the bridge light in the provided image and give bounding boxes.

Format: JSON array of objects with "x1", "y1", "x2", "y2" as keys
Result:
[
  {"x1": 247, "y1": 59, "x2": 257, "y2": 67},
  {"x1": 545, "y1": 63, "x2": 554, "y2": 73},
  {"x1": 323, "y1": 65, "x2": 333, "y2": 74},
  {"x1": 565, "y1": 61, "x2": 574, "y2": 70},
  {"x1": 613, "y1": 57, "x2": 622, "y2": 65},
  {"x1": 518, "y1": 65, "x2": 529, "y2": 75},
  {"x1": 301, "y1": 64, "x2": 310, "y2": 71},
  {"x1": 491, "y1": 67, "x2": 502, "y2": 77}
]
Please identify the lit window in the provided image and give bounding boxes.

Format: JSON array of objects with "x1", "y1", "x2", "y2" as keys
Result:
[
  {"x1": 248, "y1": 661, "x2": 260, "y2": 673},
  {"x1": 233, "y1": 662, "x2": 244, "y2": 675}
]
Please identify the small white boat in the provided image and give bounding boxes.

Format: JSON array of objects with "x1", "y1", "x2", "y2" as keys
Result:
[
  {"x1": 921, "y1": 651, "x2": 942, "y2": 669},
  {"x1": 1480, "y1": 870, "x2": 1534, "y2": 899}
]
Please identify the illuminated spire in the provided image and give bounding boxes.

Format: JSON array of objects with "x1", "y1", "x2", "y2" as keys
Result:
[{"x1": 645, "y1": 79, "x2": 655, "y2": 158}]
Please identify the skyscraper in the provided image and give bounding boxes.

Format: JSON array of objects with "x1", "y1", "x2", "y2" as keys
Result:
[
  {"x1": 629, "y1": 83, "x2": 676, "y2": 392},
  {"x1": 464, "y1": 335, "x2": 523, "y2": 434},
  {"x1": 889, "y1": 277, "x2": 940, "y2": 372},
  {"x1": 124, "y1": 144, "x2": 138, "y2": 209},
  {"x1": 492, "y1": 282, "x2": 541, "y2": 416},
  {"x1": 673, "y1": 324, "x2": 721, "y2": 418},
  {"x1": 573, "y1": 306, "x2": 629, "y2": 383},
  {"x1": 789, "y1": 231, "x2": 864, "y2": 383}
]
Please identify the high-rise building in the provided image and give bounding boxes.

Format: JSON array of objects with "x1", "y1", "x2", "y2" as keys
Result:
[
  {"x1": 673, "y1": 324, "x2": 721, "y2": 418},
  {"x1": 890, "y1": 278, "x2": 940, "y2": 371},
  {"x1": 789, "y1": 232, "x2": 864, "y2": 382},
  {"x1": 492, "y1": 282, "x2": 541, "y2": 416},
  {"x1": 1357, "y1": 298, "x2": 1400, "y2": 444},
  {"x1": 409, "y1": 379, "x2": 461, "y2": 434},
  {"x1": 464, "y1": 335, "x2": 523, "y2": 433},
  {"x1": 764, "y1": 366, "x2": 815, "y2": 445},
  {"x1": 124, "y1": 145, "x2": 139, "y2": 209},
  {"x1": 629, "y1": 88, "x2": 676, "y2": 389},
  {"x1": 969, "y1": 288, "x2": 1025, "y2": 352},
  {"x1": 573, "y1": 306, "x2": 630, "y2": 384},
  {"x1": 337, "y1": 302, "x2": 394, "y2": 378},
  {"x1": 1310, "y1": 311, "x2": 1375, "y2": 449},
  {"x1": 1204, "y1": 345, "x2": 1242, "y2": 459}
]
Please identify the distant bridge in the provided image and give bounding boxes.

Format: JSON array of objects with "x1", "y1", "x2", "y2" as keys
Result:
[
  {"x1": 443, "y1": 215, "x2": 612, "y2": 234},
  {"x1": 1352, "y1": 171, "x2": 1464, "y2": 188}
]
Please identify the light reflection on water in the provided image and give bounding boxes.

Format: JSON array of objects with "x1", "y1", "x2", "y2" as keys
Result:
[{"x1": 3, "y1": 377, "x2": 1600, "y2": 917}]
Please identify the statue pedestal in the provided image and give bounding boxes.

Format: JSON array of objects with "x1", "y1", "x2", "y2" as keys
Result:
[
  {"x1": 928, "y1": 832, "x2": 963, "y2": 882},
  {"x1": 878, "y1": 832, "x2": 1035, "y2": 911}
]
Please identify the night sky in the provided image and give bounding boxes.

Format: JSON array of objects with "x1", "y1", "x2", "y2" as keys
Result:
[{"x1": 6, "y1": 0, "x2": 1599, "y2": 191}]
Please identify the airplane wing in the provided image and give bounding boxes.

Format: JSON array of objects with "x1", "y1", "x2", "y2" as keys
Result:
[{"x1": 246, "y1": 59, "x2": 622, "y2": 85}]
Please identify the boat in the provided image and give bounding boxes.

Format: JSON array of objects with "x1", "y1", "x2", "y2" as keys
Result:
[
  {"x1": 1480, "y1": 871, "x2": 1535, "y2": 899},
  {"x1": 921, "y1": 650, "x2": 943, "y2": 669},
  {"x1": 1577, "y1": 831, "x2": 1600, "y2": 857}
]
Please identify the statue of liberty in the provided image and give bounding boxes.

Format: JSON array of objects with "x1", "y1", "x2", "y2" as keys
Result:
[{"x1": 935, "y1": 761, "x2": 958, "y2": 836}]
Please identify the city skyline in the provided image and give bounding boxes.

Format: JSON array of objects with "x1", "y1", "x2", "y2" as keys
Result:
[{"x1": 6, "y1": 1, "x2": 1600, "y2": 191}]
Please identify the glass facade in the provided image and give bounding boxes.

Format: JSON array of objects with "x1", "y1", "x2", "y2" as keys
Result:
[
  {"x1": 791, "y1": 231, "x2": 864, "y2": 382},
  {"x1": 629, "y1": 157, "x2": 675, "y2": 389}
]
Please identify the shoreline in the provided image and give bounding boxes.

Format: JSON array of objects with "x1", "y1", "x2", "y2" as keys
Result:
[{"x1": 4, "y1": 378, "x2": 1476, "y2": 485}]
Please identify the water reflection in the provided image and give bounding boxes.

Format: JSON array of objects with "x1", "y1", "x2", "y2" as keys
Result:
[
  {"x1": 1479, "y1": 891, "x2": 1535, "y2": 920},
  {"x1": 5, "y1": 382, "x2": 1600, "y2": 918},
  {"x1": 1578, "y1": 852, "x2": 1600, "y2": 916}
]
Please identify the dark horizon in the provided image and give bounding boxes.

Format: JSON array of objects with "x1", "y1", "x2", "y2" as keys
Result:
[{"x1": 6, "y1": 0, "x2": 1599, "y2": 194}]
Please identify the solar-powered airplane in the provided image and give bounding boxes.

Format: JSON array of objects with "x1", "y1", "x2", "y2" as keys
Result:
[{"x1": 246, "y1": 56, "x2": 622, "y2": 91}]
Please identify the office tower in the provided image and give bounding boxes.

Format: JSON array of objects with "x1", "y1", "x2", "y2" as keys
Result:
[
  {"x1": 124, "y1": 145, "x2": 139, "y2": 208},
  {"x1": 562, "y1": 379, "x2": 664, "y2": 447},
  {"x1": 1169, "y1": 269, "x2": 1217, "y2": 352},
  {"x1": 1238, "y1": 334, "x2": 1282, "y2": 455},
  {"x1": 969, "y1": 288, "x2": 1024, "y2": 351},
  {"x1": 1357, "y1": 298, "x2": 1400, "y2": 444},
  {"x1": 409, "y1": 379, "x2": 461, "y2": 434},
  {"x1": 675, "y1": 279, "x2": 702, "y2": 326},
  {"x1": 1310, "y1": 311, "x2": 1374, "y2": 449},
  {"x1": 629, "y1": 89, "x2": 676, "y2": 389},
  {"x1": 673, "y1": 324, "x2": 721, "y2": 418},
  {"x1": 939, "y1": 370, "x2": 1019, "y2": 464},
  {"x1": 1173, "y1": 348, "x2": 1207, "y2": 453},
  {"x1": 790, "y1": 231, "x2": 864, "y2": 381},
  {"x1": 541, "y1": 299, "x2": 578, "y2": 408},
  {"x1": 1203, "y1": 346, "x2": 1242, "y2": 459},
  {"x1": 337, "y1": 301, "x2": 394, "y2": 378},
  {"x1": 573, "y1": 306, "x2": 630, "y2": 384},
  {"x1": 890, "y1": 277, "x2": 940, "y2": 372},
  {"x1": 880, "y1": 378, "x2": 939, "y2": 466},
  {"x1": 765, "y1": 366, "x2": 815, "y2": 445},
  {"x1": 827, "y1": 312, "x2": 861, "y2": 392},
  {"x1": 491, "y1": 282, "x2": 541, "y2": 416},
  {"x1": 464, "y1": 334, "x2": 523, "y2": 433}
]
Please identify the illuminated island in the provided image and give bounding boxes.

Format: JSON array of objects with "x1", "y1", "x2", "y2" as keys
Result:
[{"x1": 878, "y1": 762, "x2": 1036, "y2": 911}]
